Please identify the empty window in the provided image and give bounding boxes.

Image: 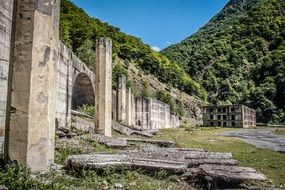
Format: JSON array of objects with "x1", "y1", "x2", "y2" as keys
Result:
[
  {"x1": 210, "y1": 108, "x2": 214, "y2": 113},
  {"x1": 218, "y1": 108, "x2": 221, "y2": 112},
  {"x1": 231, "y1": 108, "x2": 235, "y2": 112},
  {"x1": 223, "y1": 122, "x2": 227, "y2": 126},
  {"x1": 232, "y1": 122, "x2": 236, "y2": 127},
  {"x1": 218, "y1": 122, "x2": 222, "y2": 126},
  {"x1": 218, "y1": 115, "x2": 221, "y2": 120},
  {"x1": 231, "y1": 115, "x2": 235, "y2": 120},
  {"x1": 223, "y1": 108, "x2": 226, "y2": 113},
  {"x1": 210, "y1": 115, "x2": 214, "y2": 119},
  {"x1": 210, "y1": 122, "x2": 214, "y2": 126},
  {"x1": 223, "y1": 115, "x2": 227, "y2": 120}
]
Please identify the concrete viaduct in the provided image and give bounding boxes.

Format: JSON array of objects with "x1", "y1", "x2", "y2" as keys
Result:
[{"x1": 0, "y1": 0, "x2": 179, "y2": 172}]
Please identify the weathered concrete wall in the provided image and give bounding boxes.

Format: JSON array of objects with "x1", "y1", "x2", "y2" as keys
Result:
[
  {"x1": 0, "y1": 0, "x2": 13, "y2": 134},
  {"x1": 134, "y1": 97, "x2": 179, "y2": 129},
  {"x1": 55, "y1": 42, "x2": 95, "y2": 129},
  {"x1": 95, "y1": 38, "x2": 112, "y2": 137},
  {"x1": 5, "y1": 0, "x2": 60, "y2": 172}
]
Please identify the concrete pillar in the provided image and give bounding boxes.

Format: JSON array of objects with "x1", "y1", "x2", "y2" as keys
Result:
[
  {"x1": 125, "y1": 87, "x2": 132, "y2": 127},
  {"x1": 4, "y1": 0, "x2": 60, "y2": 172},
  {"x1": 147, "y1": 98, "x2": 152, "y2": 129},
  {"x1": 95, "y1": 38, "x2": 112, "y2": 137},
  {"x1": 117, "y1": 75, "x2": 126, "y2": 123},
  {"x1": 131, "y1": 94, "x2": 135, "y2": 127}
]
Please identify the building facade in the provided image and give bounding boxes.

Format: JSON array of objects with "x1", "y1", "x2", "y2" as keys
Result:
[{"x1": 203, "y1": 105, "x2": 256, "y2": 128}]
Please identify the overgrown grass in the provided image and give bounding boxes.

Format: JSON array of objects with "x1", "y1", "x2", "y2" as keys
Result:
[
  {"x1": 274, "y1": 128, "x2": 285, "y2": 136},
  {"x1": 153, "y1": 127, "x2": 285, "y2": 188},
  {"x1": 38, "y1": 167, "x2": 191, "y2": 190},
  {"x1": 76, "y1": 104, "x2": 95, "y2": 116}
]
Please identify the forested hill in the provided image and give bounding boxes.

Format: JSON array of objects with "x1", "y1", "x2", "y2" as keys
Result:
[
  {"x1": 162, "y1": 0, "x2": 285, "y2": 124},
  {"x1": 59, "y1": 0, "x2": 207, "y2": 100}
]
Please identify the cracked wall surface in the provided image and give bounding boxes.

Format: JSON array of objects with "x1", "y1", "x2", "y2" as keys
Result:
[{"x1": 0, "y1": 0, "x2": 13, "y2": 135}]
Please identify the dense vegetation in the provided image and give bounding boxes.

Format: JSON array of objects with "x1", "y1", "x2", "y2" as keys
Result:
[
  {"x1": 59, "y1": 0, "x2": 207, "y2": 100},
  {"x1": 162, "y1": 0, "x2": 285, "y2": 124}
]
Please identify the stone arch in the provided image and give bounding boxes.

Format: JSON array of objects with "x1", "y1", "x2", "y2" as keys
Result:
[{"x1": 71, "y1": 73, "x2": 95, "y2": 110}]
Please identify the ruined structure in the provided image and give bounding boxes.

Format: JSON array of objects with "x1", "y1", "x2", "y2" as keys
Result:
[
  {"x1": 0, "y1": 0, "x2": 112, "y2": 172},
  {"x1": 203, "y1": 105, "x2": 256, "y2": 128},
  {"x1": 0, "y1": 0, "x2": 178, "y2": 172},
  {"x1": 56, "y1": 42, "x2": 96, "y2": 130},
  {"x1": 95, "y1": 38, "x2": 112, "y2": 137},
  {"x1": 134, "y1": 97, "x2": 180, "y2": 129}
]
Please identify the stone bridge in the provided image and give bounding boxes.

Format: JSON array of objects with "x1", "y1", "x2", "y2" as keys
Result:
[{"x1": 0, "y1": 0, "x2": 179, "y2": 172}]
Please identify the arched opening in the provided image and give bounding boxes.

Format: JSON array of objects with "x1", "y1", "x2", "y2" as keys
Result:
[{"x1": 72, "y1": 73, "x2": 95, "y2": 111}]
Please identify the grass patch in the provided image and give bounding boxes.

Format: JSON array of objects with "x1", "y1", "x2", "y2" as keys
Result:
[
  {"x1": 153, "y1": 127, "x2": 285, "y2": 188},
  {"x1": 274, "y1": 128, "x2": 285, "y2": 136}
]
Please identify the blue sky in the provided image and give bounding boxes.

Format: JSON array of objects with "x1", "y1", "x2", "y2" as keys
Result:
[{"x1": 70, "y1": 0, "x2": 229, "y2": 50}]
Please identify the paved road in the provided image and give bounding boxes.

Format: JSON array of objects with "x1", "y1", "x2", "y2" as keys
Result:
[{"x1": 220, "y1": 129, "x2": 285, "y2": 153}]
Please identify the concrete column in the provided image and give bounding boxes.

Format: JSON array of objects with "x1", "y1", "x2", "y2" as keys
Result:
[
  {"x1": 4, "y1": 0, "x2": 60, "y2": 172},
  {"x1": 125, "y1": 87, "x2": 132, "y2": 127},
  {"x1": 147, "y1": 98, "x2": 152, "y2": 129},
  {"x1": 95, "y1": 38, "x2": 112, "y2": 137},
  {"x1": 117, "y1": 75, "x2": 126, "y2": 123},
  {"x1": 131, "y1": 94, "x2": 135, "y2": 127}
]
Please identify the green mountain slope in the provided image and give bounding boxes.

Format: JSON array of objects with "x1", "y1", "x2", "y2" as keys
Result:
[
  {"x1": 162, "y1": 0, "x2": 285, "y2": 123},
  {"x1": 59, "y1": 0, "x2": 206, "y2": 101}
]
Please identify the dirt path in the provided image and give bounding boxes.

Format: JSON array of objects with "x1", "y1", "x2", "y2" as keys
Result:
[{"x1": 220, "y1": 129, "x2": 285, "y2": 153}]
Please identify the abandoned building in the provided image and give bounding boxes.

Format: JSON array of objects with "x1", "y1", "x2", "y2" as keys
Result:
[{"x1": 203, "y1": 105, "x2": 256, "y2": 128}]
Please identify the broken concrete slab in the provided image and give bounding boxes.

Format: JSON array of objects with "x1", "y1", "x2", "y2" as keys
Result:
[
  {"x1": 112, "y1": 123, "x2": 134, "y2": 136},
  {"x1": 66, "y1": 153, "x2": 188, "y2": 174},
  {"x1": 112, "y1": 123, "x2": 155, "y2": 137},
  {"x1": 71, "y1": 116, "x2": 95, "y2": 132},
  {"x1": 65, "y1": 147, "x2": 266, "y2": 188},
  {"x1": 80, "y1": 134, "x2": 128, "y2": 148},
  {"x1": 198, "y1": 164, "x2": 266, "y2": 182},
  {"x1": 121, "y1": 138, "x2": 175, "y2": 147}
]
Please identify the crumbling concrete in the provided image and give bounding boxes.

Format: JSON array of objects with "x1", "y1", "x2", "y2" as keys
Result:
[
  {"x1": 4, "y1": 0, "x2": 60, "y2": 172},
  {"x1": 95, "y1": 38, "x2": 113, "y2": 137},
  {"x1": 65, "y1": 147, "x2": 266, "y2": 188},
  {"x1": 0, "y1": 0, "x2": 13, "y2": 133},
  {"x1": 134, "y1": 97, "x2": 180, "y2": 129},
  {"x1": 80, "y1": 134, "x2": 127, "y2": 148},
  {"x1": 56, "y1": 42, "x2": 96, "y2": 130}
]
